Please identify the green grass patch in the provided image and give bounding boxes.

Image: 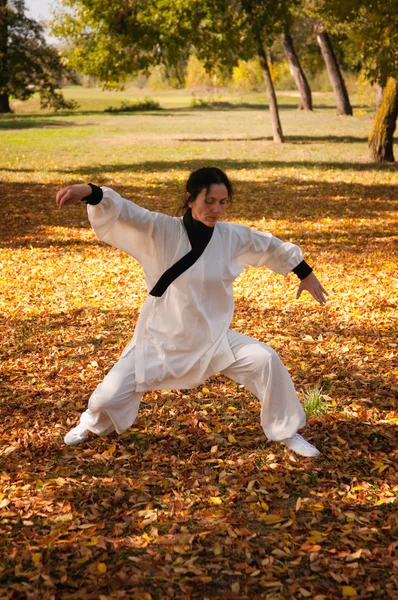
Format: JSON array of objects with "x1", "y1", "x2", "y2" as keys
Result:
[{"x1": 302, "y1": 386, "x2": 329, "y2": 418}]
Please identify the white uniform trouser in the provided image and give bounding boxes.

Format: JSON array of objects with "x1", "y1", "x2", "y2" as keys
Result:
[{"x1": 79, "y1": 330, "x2": 306, "y2": 442}]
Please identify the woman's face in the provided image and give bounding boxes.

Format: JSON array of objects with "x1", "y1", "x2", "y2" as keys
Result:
[{"x1": 188, "y1": 183, "x2": 229, "y2": 227}]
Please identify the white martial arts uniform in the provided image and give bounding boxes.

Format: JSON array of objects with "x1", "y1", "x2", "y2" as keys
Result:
[{"x1": 79, "y1": 187, "x2": 307, "y2": 441}]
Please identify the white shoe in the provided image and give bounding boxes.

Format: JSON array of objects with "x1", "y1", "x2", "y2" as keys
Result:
[
  {"x1": 282, "y1": 433, "x2": 321, "y2": 457},
  {"x1": 64, "y1": 424, "x2": 90, "y2": 446}
]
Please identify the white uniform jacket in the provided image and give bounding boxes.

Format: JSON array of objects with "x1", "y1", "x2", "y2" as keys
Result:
[{"x1": 87, "y1": 187, "x2": 303, "y2": 392}]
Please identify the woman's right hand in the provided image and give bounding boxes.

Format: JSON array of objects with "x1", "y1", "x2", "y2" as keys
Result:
[{"x1": 56, "y1": 184, "x2": 92, "y2": 209}]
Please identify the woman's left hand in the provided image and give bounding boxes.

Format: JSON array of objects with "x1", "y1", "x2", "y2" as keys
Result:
[{"x1": 296, "y1": 272, "x2": 329, "y2": 306}]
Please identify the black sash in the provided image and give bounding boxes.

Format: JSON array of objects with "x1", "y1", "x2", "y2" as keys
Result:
[{"x1": 149, "y1": 208, "x2": 214, "y2": 297}]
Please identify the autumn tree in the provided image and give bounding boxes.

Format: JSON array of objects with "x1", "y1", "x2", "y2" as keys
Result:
[
  {"x1": 305, "y1": 0, "x2": 398, "y2": 161},
  {"x1": 53, "y1": 0, "x2": 289, "y2": 142},
  {"x1": 186, "y1": 0, "x2": 289, "y2": 142},
  {"x1": 51, "y1": 0, "x2": 195, "y2": 88},
  {"x1": 0, "y1": 0, "x2": 76, "y2": 113}
]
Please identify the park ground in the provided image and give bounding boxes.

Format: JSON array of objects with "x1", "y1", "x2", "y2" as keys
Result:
[{"x1": 0, "y1": 87, "x2": 397, "y2": 599}]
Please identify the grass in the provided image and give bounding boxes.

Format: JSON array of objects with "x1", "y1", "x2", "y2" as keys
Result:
[
  {"x1": 104, "y1": 97, "x2": 163, "y2": 113},
  {"x1": 301, "y1": 386, "x2": 329, "y2": 418},
  {"x1": 0, "y1": 86, "x2": 397, "y2": 599}
]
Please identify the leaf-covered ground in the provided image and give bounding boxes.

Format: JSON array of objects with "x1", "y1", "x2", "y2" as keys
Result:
[{"x1": 0, "y1": 90, "x2": 397, "y2": 599}]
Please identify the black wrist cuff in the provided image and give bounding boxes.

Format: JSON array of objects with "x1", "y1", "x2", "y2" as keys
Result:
[
  {"x1": 81, "y1": 183, "x2": 103, "y2": 205},
  {"x1": 293, "y1": 260, "x2": 313, "y2": 280}
]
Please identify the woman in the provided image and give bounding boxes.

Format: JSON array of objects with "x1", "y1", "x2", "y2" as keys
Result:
[{"x1": 56, "y1": 167, "x2": 328, "y2": 457}]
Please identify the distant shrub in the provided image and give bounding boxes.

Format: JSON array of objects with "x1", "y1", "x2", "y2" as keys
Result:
[
  {"x1": 190, "y1": 95, "x2": 211, "y2": 108},
  {"x1": 104, "y1": 98, "x2": 162, "y2": 113},
  {"x1": 356, "y1": 71, "x2": 376, "y2": 107},
  {"x1": 301, "y1": 386, "x2": 329, "y2": 418},
  {"x1": 231, "y1": 58, "x2": 301, "y2": 92},
  {"x1": 185, "y1": 54, "x2": 230, "y2": 90},
  {"x1": 271, "y1": 61, "x2": 296, "y2": 91},
  {"x1": 231, "y1": 59, "x2": 263, "y2": 92},
  {"x1": 185, "y1": 55, "x2": 213, "y2": 89},
  {"x1": 190, "y1": 95, "x2": 234, "y2": 109}
]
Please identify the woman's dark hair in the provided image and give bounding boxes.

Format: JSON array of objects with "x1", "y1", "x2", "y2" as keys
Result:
[{"x1": 178, "y1": 167, "x2": 233, "y2": 215}]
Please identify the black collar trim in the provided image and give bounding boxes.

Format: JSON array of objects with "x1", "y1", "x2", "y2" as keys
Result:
[{"x1": 149, "y1": 208, "x2": 215, "y2": 297}]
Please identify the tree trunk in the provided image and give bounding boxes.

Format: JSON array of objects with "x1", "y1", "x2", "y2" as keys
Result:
[
  {"x1": 282, "y1": 30, "x2": 312, "y2": 111},
  {"x1": 368, "y1": 77, "x2": 398, "y2": 162},
  {"x1": 314, "y1": 21, "x2": 352, "y2": 116},
  {"x1": 0, "y1": 92, "x2": 11, "y2": 112},
  {"x1": 0, "y1": 0, "x2": 11, "y2": 113},
  {"x1": 256, "y1": 42, "x2": 284, "y2": 143}
]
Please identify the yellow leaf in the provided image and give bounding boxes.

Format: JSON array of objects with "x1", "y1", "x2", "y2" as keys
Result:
[
  {"x1": 210, "y1": 496, "x2": 222, "y2": 505},
  {"x1": 107, "y1": 444, "x2": 116, "y2": 455},
  {"x1": 231, "y1": 582, "x2": 240, "y2": 593},
  {"x1": 299, "y1": 589, "x2": 312, "y2": 598},
  {"x1": 213, "y1": 542, "x2": 222, "y2": 556},
  {"x1": 261, "y1": 514, "x2": 285, "y2": 524},
  {"x1": 202, "y1": 387, "x2": 210, "y2": 394},
  {"x1": 342, "y1": 586, "x2": 357, "y2": 597},
  {"x1": 32, "y1": 553, "x2": 42, "y2": 564},
  {"x1": 280, "y1": 519, "x2": 294, "y2": 528},
  {"x1": 84, "y1": 536, "x2": 98, "y2": 546},
  {"x1": 312, "y1": 503, "x2": 324, "y2": 511},
  {"x1": 228, "y1": 434, "x2": 237, "y2": 444},
  {"x1": 97, "y1": 562, "x2": 107, "y2": 573}
]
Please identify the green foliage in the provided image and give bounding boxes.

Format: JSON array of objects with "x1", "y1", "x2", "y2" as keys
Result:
[
  {"x1": 51, "y1": 0, "x2": 290, "y2": 89},
  {"x1": 104, "y1": 98, "x2": 162, "y2": 112},
  {"x1": 301, "y1": 386, "x2": 329, "y2": 418},
  {"x1": 303, "y1": 0, "x2": 398, "y2": 83},
  {"x1": 0, "y1": 0, "x2": 77, "y2": 111},
  {"x1": 51, "y1": 0, "x2": 194, "y2": 88}
]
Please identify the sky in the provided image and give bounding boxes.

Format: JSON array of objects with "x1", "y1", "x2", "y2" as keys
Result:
[
  {"x1": 25, "y1": 0, "x2": 53, "y2": 22},
  {"x1": 25, "y1": 0, "x2": 58, "y2": 43}
]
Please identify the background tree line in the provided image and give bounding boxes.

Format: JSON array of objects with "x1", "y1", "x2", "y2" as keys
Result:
[{"x1": 1, "y1": 0, "x2": 397, "y2": 161}]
